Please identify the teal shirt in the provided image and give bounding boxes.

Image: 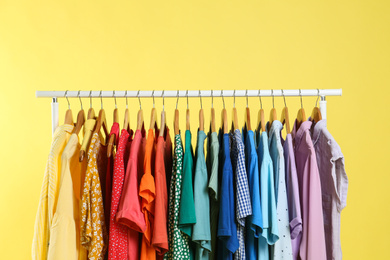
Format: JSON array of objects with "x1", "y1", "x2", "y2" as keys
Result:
[
  {"x1": 193, "y1": 130, "x2": 212, "y2": 260},
  {"x1": 179, "y1": 130, "x2": 197, "y2": 259}
]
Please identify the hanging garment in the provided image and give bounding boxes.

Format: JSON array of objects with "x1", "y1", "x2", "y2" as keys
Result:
[
  {"x1": 242, "y1": 128, "x2": 262, "y2": 260},
  {"x1": 217, "y1": 132, "x2": 239, "y2": 260},
  {"x1": 105, "y1": 122, "x2": 120, "y2": 233},
  {"x1": 80, "y1": 119, "x2": 96, "y2": 155},
  {"x1": 80, "y1": 133, "x2": 108, "y2": 260},
  {"x1": 116, "y1": 129, "x2": 147, "y2": 260},
  {"x1": 206, "y1": 130, "x2": 220, "y2": 260},
  {"x1": 310, "y1": 119, "x2": 348, "y2": 260},
  {"x1": 178, "y1": 130, "x2": 196, "y2": 260},
  {"x1": 164, "y1": 127, "x2": 173, "y2": 198},
  {"x1": 231, "y1": 129, "x2": 252, "y2": 260},
  {"x1": 32, "y1": 124, "x2": 73, "y2": 260},
  {"x1": 193, "y1": 130, "x2": 212, "y2": 260},
  {"x1": 164, "y1": 133, "x2": 192, "y2": 260},
  {"x1": 139, "y1": 129, "x2": 157, "y2": 260},
  {"x1": 282, "y1": 133, "x2": 302, "y2": 260},
  {"x1": 108, "y1": 129, "x2": 131, "y2": 260},
  {"x1": 47, "y1": 133, "x2": 86, "y2": 260},
  {"x1": 266, "y1": 121, "x2": 293, "y2": 260},
  {"x1": 256, "y1": 130, "x2": 278, "y2": 260},
  {"x1": 292, "y1": 120, "x2": 327, "y2": 260},
  {"x1": 153, "y1": 135, "x2": 169, "y2": 257}
]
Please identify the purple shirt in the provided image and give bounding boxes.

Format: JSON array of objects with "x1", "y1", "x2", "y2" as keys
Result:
[
  {"x1": 310, "y1": 119, "x2": 348, "y2": 260},
  {"x1": 282, "y1": 133, "x2": 302, "y2": 260},
  {"x1": 292, "y1": 120, "x2": 327, "y2": 260}
]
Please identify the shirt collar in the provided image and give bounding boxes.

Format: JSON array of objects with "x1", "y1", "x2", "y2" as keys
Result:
[
  {"x1": 311, "y1": 119, "x2": 327, "y2": 146},
  {"x1": 266, "y1": 120, "x2": 283, "y2": 145},
  {"x1": 292, "y1": 120, "x2": 313, "y2": 148}
]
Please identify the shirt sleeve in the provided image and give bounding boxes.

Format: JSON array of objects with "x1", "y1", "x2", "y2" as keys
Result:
[{"x1": 332, "y1": 156, "x2": 348, "y2": 212}]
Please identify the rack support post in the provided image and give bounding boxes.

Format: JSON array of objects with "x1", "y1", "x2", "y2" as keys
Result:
[
  {"x1": 319, "y1": 96, "x2": 327, "y2": 120},
  {"x1": 51, "y1": 97, "x2": 59, "y2": 136}
]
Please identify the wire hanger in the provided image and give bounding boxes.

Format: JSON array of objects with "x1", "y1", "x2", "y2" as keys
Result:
[
  {"x1": 174, "y1": 90, "x2": 180, "y2": 135},
  {"x1": 137, "y1": 90, "x2": 144, "y2": 131},
  {"x1": 73, "y1": 90, "x2": 86, "y2": 135},
  {"x1": 159, "y1": 90, "x2": 166, "y2": 137},
  {"x1": 245, "y1": 89, "x2": 251, "y2": 131},
  {"x1": 149, "y1": 90, "x2": 157, "y2": 130},
  {"x1": 64, "y1": 90, "x2": 74, "y2": 125},
  {"x1": 107, "y1": 90, "x2": 119, "y2": 157},
  {"x1": 257, "y1": 89, "x2": 266, "y2": 133},
  {"x1": 296, "y1": 89, "x2": 307, "y2": 130},
  {"x1": 280, "y1": 89, "x2": 291, "y2": 134},
  {"x1": 210, "y1": 90, "x2": 216, "y2": 133},
  {"x1": 232, "y1": 90, "x2": 239, "y2": 130},
  {"x1": 310, "y1": 88, "x2": 323, "y2": 124},
  {"x1": 87, "y1": 90, "x2": 95, "y2": 119},
  {"x1": 199, "y1": 90, "x2": 204, "y2": 131},
  {"x1": 269, "y1": 89, "x2": 277, "y2": 129},
  {"x1": 221, "y1": 90, "x2": 228, "y2": 134},
  {"x1": 186, "y1": 90, "x2": 190, "y2": 131}
]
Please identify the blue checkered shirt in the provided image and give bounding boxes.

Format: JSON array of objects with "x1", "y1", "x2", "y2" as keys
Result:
[{"x1": 231, "y1": 129, "x2": 252, "y2": 260}]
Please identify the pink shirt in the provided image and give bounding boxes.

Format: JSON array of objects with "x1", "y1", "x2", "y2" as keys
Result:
[{"x1": 292, "y1": 120, "x2": 327, "y2": 260}]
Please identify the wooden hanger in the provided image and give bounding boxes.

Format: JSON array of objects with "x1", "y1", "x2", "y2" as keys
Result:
[
  {"x1": 73, "y1": 91, "x2": 85, "y2": 135},
  {"x1": 123, "y1": 90, "x2": 131, "y2": 132},
  {"x1": 174, "y1": 91, "x2": 180, "y2": 135},
  {"x1": 310, "y1": 89, "x2": 323, "y2": 124},
  {"x1": 64, "y1": 91, "x2": 74, "y2": 125},
  {"x1": 280, "y1": 90, "x2": 291, "y2": 134},
  {"x1": 245, "y1": 90, "x2": 251, "y2": 131},
  {"x1": 296, "y1": 89, "x2": 307, "y2": 130},
  {"x1": 199, "y1": 91, "x2": 204, "y2": 131},
  {"x1": 107, "y1": 91, "x2": 119, "y2": 158},
  {"x1": 149, "y1": 91, "x2": 158, "y2": 130},
  {"x1": 269, "y1": 90, "x2": 277, "y2": 129},
  {"x1": 210, "y1": 90, "x2": 216, "y2": 133},
  {"x1": 232, "y1": 90, "x2": 239, "y2": 130},
  {"x1": 87, "y1": 91, "x2": 95, "y2": 119},
  {"x1": 256, "y1": 90, "x2": 266, "y2": 132},
  {"x1": 159, "y1": 91, "x2": 166, "y2": 137},
  {"x1": 221, "y1": 91, "x2": 229, "y2": 134},
  {"x1": 93, "y1": 91, "x2": 109, "y2": 140},
  {"x1": 137, "y1": 91, "x2": 144, "y2": 131},
  {"x1": 186, "y1": 90, "x2": 190, "y2": 131}
]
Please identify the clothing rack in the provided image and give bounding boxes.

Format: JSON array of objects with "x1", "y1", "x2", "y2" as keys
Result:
[{"x1": 35, "y1": 89, "x2": 342, "y2": 135}]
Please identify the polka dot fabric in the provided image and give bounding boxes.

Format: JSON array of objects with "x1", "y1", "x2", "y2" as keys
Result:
[{"x1": 108, "y1": 129, "x2": 130, "y2": 260}]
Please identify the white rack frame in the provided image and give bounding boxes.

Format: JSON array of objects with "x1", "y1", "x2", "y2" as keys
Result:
[{"x1": 36, "y1": 89, "x2": 342, "y2": 135}]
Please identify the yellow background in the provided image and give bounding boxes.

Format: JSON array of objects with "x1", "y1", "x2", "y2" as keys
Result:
[{"x1": 0, "y1": 0, "x2": 389, "y2": 259}]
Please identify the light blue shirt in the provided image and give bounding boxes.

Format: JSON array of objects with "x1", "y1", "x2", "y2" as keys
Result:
[
  {"x1": 267, "y1": 121, "x2": 293, "y2": 260},
  {"x1": 256, "y1": 130, "x2": 279, "y2": 260}
]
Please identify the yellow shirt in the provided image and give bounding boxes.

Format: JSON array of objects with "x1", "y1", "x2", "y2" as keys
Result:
[
  {"x1": 32, "y1": 124, "x2": 73, "y2": 260},
  {"x1": 80, "y1": 133, "x2": 108, "y2": 260},
  {"x1": 47, "y1": 133, "x2": 88, "y2": 260},
  {"x1": 80, "y1": 119, "x2": 96, "y2": 154}
]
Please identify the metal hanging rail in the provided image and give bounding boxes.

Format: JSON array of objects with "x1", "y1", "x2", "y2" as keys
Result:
[{"x1": 36, "y1": 89, "x2": 342, "y2": 135}]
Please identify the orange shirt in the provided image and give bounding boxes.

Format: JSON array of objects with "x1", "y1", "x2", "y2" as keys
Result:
[
  {"x1": 152, "y1": 136, "x2": 168, "y2": 256},
  {"x1": 139, "y1": 129, "x2": 157, "y2": 260}
]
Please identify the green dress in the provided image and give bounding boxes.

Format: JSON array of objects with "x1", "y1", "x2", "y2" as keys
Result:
[{"x1": 164, "y1": 133, "x2": 192, "y2": 260}]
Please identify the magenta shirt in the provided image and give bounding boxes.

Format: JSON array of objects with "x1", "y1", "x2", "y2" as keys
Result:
[
  {"x1": 282, "y1": 133, "x2": 302, "y2": 260},
  {"x1": 292, "y1": 120, "x2": 327, "y2": 260}
]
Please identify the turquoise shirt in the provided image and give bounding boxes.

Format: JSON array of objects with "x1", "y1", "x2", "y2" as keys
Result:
[{"x1": 193, "y1": 130, "x2": 212, "y2": 260}]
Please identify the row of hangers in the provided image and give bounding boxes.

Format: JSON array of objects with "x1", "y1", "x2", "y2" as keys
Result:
[{"x1": 63, "y1": 89, "x2": 322, "y2": 161}]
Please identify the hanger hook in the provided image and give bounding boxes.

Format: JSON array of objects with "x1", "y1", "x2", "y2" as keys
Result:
[
  {"x1": 258, "y1": 89, "x2": 263, "y2": 109},
  {"x1": 89, "y1": 90, "x2": 93, "y2": 108},
  {"x1": 152, "y1": 90, "x2": 155, "y2": 108},
  {"x1": 78, "y1": 90, "x2": 83, "y2": 110},
  {"x1": 65, "y1": 90, "x2": 70, "y2": 109},
  {"x1": 315, "y1": 88, "x2": 320, "y2": 107},
  {"x1": 100, "y1": 90, "x2": 103, "y2": 109},
  {"x1": 176, "y1": 90, "x2": 179, "y2": 110},
  {"x1": 186, "y1": 90, "x2": 189, "y2": 109},
  {"x1": 282, "y1": 89, "x2": 287, "y2": 107},
  {"x1": 211, "y1": 90, "x2": 213, "y2": 108},
  {"x1": 233, "y1": 90, "x2": 236, "y2": 108},
  {"x1": 113, "y1": 90, "x2": 117, "y2": 109},
  {"x1": 137, "y1": 90, "x2": 141, "y2": 109},
  {"x1": 199, "y1": 90, "x2": 202, "y2": 109},
  {"x1": 271, "y1": 89, "x2": 275, "y2": 108},
  {"x1": 162, "y1": 90, "x2": 165, "y2": 111},
  {"x1": 222, "y1": 90, "x2": 225, "y2": 109},
  {"x1": 246, "y1": 89, "x2": 249, "y2": 107},
  {"x1": 299, "y1": 89, "x2": 303, "y2": 109},
  {"x1": 125, "y1": 90, "x2": 128, "y2": 108}
]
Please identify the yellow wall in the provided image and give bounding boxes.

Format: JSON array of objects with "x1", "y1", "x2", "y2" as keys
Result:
[{"x1": 0, "y1": 1, "x2": 389, "y2": 259}]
